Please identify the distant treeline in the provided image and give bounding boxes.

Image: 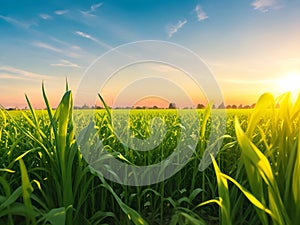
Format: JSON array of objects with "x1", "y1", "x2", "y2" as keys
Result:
[{"x1": 5, "y1": 102, "x2": 258, "y2": 110}]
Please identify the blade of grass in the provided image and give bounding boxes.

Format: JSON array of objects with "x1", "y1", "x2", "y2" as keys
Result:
[
  {"x1": 19, "y1": 159, "x2": 36, "y2": 225},
  {"x1": 211, "y1": 155, "x2": 232, "y2": 225}
]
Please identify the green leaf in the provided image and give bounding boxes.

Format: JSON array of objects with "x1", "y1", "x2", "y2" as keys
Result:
[
  {"x1": 221, "y1": 173, "x2": 274, "y2": 217},
  {"x1": 0, "y1": 187, "x2": 22, "y2": 211},
  {"x1": 178, "y1": 212, "x2": 206, "y2": 225},
  {"x1": 91, "y1": 168, "x2": 149, "y2": 225},
  {"x1": 211, "y1": 155, "x2": 232, "y2": 225},
  {"x1": 42, "y1": 207, "x2": 69, "y2": 225},
  {"x1": 19, "y1": 158, "x2": 36, "y2": 224},
  {"x1": 246, "y1": 93, "x2": 275, "y2": 137},
  {"x1": 98, "y1": 93, "x2": 112, "y2": 124}
]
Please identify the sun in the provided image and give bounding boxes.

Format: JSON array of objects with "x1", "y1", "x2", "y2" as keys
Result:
[{"x1": 277, "y1": 71, "x2": 300, "y2": 94}]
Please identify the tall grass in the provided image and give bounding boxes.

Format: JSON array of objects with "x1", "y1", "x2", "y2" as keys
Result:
[
  {"x1": 0, "y1": 83, "x2": 299, "y2": 224},
  {"x1": 209, "y1": 92, "x2": 300, "y2": 225},
  {"x1": 0, "y1": 84, "x2": 147, "y2": 225}
]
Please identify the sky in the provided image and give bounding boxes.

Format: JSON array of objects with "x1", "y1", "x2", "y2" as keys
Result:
[{"x1": 1, "y1": 0, "x2": 300, "y2": 108}]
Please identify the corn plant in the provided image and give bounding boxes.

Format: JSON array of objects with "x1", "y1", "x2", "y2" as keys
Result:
[
  {"x1": 208, "y1": 92, "x2": 300, "y2": 225},
  {"x1": 1, "y1": 82, "x2": 299, "y2": 225}
]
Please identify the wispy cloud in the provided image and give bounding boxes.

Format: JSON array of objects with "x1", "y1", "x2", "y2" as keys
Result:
[
  {"x1": 33, "y1": 41, "x2": 84, "y2": 58},
  {"x1": 194, "y1": 5, "x2": 208, "y2": 21},
  {"x1": 70, "y1": 45, "x2": 81, "y2": 51},
  {"x1": 166, "y1": 19, "x2": 187, "y2": 38},
  {"x1": 75, "y1": 31, "x2": 112, "y2": 49},
  {"x1": 0, "y1": 66, "x2": 51, "y2": 80},
  {"x1": 33, "y1": 42, "x2": 62, "y2": 53},
  {"x1": 75, "y1": 31, "x2": 97, "y2": 41},
  {"x1": 51, "y1": 59, "x2": 81, "y2": 68},
  {"x1": 80, "y1": 2, "x2": 103, "y2": 17},
  {"x1": 91, "y1": 2, "x2": 103, "y2": 12},
  {"x1": 252, "y1": 0, "x2": 282, "y2": 12},
  {"x1": 54, "y1": 9, "x2": 69, "y2": 15},
  {"x1": 0, "y1": 15, "x2": 36, "y2": 29},
  {"x1": 0, "y1": 74, "x2": 25, "y2": 80},
  {"x1": 65, "y1": 45, "x2": 84, "y2": 58},
  {"x1": 34, "y1": 36, "x2": 87, "y2": 59},
  {"x1": 39, "y1": 14, "x2": 52, "y2": 20}
]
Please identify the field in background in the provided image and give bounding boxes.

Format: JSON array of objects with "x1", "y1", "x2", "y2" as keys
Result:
[{"x1": 0, "y1": 86, "x2": 299, "y2": 225}]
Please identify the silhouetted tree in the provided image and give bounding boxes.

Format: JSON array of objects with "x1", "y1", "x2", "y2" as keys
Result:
[
  {"x1": 168, "y1": 102, "x2": 176, "y2": 109},
  {"x1": 218, "y1": 102, "x2": 225, "y2": 109},
  {"x1": 197, "y1": 103, "x2": 205, "y2": 109},
  {"x1": 81, "y1": 104, "x2": 90, "y2": 109}
]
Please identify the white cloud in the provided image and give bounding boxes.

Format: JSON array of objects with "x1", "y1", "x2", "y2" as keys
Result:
[
  {"x1": 0, "y1": 66, "x2": 51, "y2": 80},
  {"x1": 79, "y1": 10, "x2": 97, "y2": 18},
  {"x1": 33, "y1": 42, "x2": 62, "y2": 53},
  {"x1": 91, "y1": 2, "x2": 103, "y2": 12},
  {"x1": 51, "y1": 59, "x2": 81, "y2": 68},
  {"x1": 80, "y1": 2, "x2": 103, "y2": 17},
  {"x1": 75, "y1": 31, "x2": 96, "y2": 41},
  {"x1": 65, "y1": 52, "x2": 83, "y2": 59},
  {"x1": 66, "y1": 46, "x2": 84, "y2": 58},
  {"x1": 75, "y1": 31, "x2": 112, "y2": 49},
  {"x1": 70, "y1": 45, "x2": 81, "y2": 51},
  {"x1": 39, "y1": 14, "x2": 52, "y2": 20},
  {"x1": 0, "y1": 74, "x2": 27, "y2": 80},
  {"x1": 252, "y1": 0, "x2": 282, "y2": 12},
  {"x1": 0, "y1": 15, "x2": 36, "y2": 29},
  {"x1": 166, "y1": 19, "x2": 187, "y2": 38},
  {"x1": 40, "y1": 37, "x2": 86, "y2": 59},
  {"x1": 54, "y1": 9, "x2": 69, "y2": 15},
  {"x1": 33, "y1": 41, "x2": 84, "y2": 58},
  {"x1": 194, "y1": 5, "x2": 208, "y2": 21}
]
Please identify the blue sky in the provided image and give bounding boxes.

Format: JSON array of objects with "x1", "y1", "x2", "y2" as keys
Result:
[{"x1": 1, "y1": 0, "x2": 300, "y2": 108}]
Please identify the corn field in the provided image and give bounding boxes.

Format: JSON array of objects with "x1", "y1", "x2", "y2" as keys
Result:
[{"x1": 0, "y1": 84, "x2": 299, "y2": 225}]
